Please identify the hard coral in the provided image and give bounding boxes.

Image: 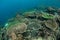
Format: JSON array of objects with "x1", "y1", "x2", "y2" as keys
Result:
[
  {"x1": 45, "y1": 20, "x2": 58, "y2": 31},
  {"x1": 1, "y1": 7, "x2": 60, "y2": 40},
  {"x1": 7, "y1": 23, "x2": 27, "y2": 34}
]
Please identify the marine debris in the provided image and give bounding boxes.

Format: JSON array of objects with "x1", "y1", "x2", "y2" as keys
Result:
[{"x1": 0, "y1": 7, "x2": 60, "y2": 40}]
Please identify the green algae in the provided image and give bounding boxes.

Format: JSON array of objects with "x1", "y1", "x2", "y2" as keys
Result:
[
  {"x1": 42, "y1": 13, "x2": 55, "y2": 19},
  {"x1": 41, "y1": 11, "x2": 55, "y2": 19}
]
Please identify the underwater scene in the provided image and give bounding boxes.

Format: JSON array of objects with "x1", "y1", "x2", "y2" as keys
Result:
[{"x1": 0, "y1": 0, "x2": 60, "y2": 40}]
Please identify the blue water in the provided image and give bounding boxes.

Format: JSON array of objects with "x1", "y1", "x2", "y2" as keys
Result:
[{"x1": 0, "y1": 0, "x2": 60, "y2": 24}]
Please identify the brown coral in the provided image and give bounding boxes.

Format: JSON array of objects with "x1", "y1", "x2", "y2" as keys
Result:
[
  {"x1": 45, "y1": 20, "x2": 58, "y2": 31},
  {"x1": 7, "y1": 23, "x2": 27, "y2": 40},
  {"x1": 7, "y1": 23, "x2": 27, "y2": 36},
  {"x1": 8, "y1": 32, "x2": 23, "y2": 40}
]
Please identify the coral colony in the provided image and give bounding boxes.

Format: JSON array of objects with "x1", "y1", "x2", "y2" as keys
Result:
[{"x1": 0, "y1": 7, "x2": 60, "y2": 40}]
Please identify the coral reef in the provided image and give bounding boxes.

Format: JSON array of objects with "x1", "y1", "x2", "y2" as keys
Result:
[{"x1": 0, "y1": 7, "x2": 60, "y2": 40}]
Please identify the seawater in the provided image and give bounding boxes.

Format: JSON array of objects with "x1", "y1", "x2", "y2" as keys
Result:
[{"x1": 0, "y1": 0, "x2": 60, "y2": 25}]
